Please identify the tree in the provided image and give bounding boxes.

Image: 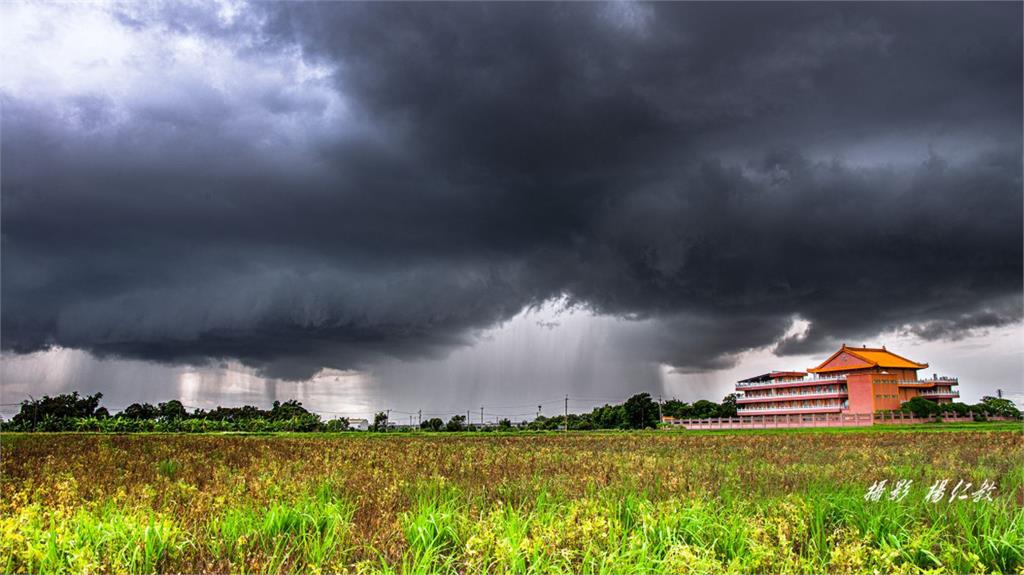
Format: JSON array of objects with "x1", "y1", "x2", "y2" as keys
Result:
[
  {"x1": 497, "y1": 418, "x2": 514, "y2": 431},
  {"x1": 623, "y1": 393, "x2": 659, "y2": 429},
  {"x1": 947, "y1": 402, "x2": 972, "y2": 416},
  {"x1": 158, "y1": 400, "x2": 187, "y2": 420},
  {"x1": 691, "y1": 400, "x2": 720, "y2": 419},
  {"x1": 420, "y1": 417, "x2": 444, "y2": 431},
  {"x1": 662, "y1": 399, "x2": 692, "y2": 419},
  {"x1": 324, "y1": 417, "x2": 350, "y2": 432},
  {"x1": 719, "y1": 394, "x2": 739, "y2": 418},
  {"x1": 445, "y1": 414, "x2": 466, "y2": 432},
  {"x1": 372, "y1": 411, "x2": 389, "y2": 432},
  {"x1": 573, "y1": 418, "x2": 596, "y2": 430},
  {"x1": 270, "y1": 400, "x2": 312, "y2": 421},
  {"x1": 122, "y1": 403, "x2": 159, "y2": 420},
  {"x1": 590, "y1": 404, "x2": 626, "y2": 429},
  {"x1": 904, "y1": 396, "x2": 938, "y2": 418},
  {"x1": 12, "y1": 392, "x2": 106, "y2": 429},
  {"x1": 527, "y1": 415, "x2": 549, "y2": 431},
  {"x1": 978, "y1": 396, "x2": 1021, "y2": 418}
]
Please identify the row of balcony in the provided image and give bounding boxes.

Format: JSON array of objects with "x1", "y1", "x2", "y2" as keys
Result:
[
  {"x1": 897, "y1": 379, "x2": 959, "y2": 388},
  {"x1": 918, "y1": 389, "x2": 959, "y2": 398},
  {"x1": 738, "y1": 388, "x2": 847, "y2": 403},
  {"x1": 736, "y1": 375, "x2": 959, "y2": 391},
  {"x1": 736, "y1": 374, "x2": 848, "y2": 388},
  {"x1": 737, "y1": 403, "x2": 845, "y2": 414}
]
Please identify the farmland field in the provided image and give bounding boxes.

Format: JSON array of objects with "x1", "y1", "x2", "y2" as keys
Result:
[{"x1": 2, "y1": 426, "x2": 1022, "y2": 574}]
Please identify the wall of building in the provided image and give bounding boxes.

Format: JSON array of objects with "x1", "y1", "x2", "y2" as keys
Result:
[
  {"x1": 845, "y1": 373, "x2": 875, "y2": 414},
  {"x1": 883, "y1": 368, "x2": 920, "y2": 381},
  {"x1": 869, "y1": 374, "x2": 903, "y2": 411},
  {"x1": 898, "y1": 386, "x2": 919, "y2": 403}
]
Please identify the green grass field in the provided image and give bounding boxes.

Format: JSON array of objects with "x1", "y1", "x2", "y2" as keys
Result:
[{"x1": 1, "y1": 425, "x2": 1021, "y2": 574}]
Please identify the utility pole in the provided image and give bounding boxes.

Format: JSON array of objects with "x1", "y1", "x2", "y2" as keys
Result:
[
  {"x1": 537, "y1": 405, "x2": 542, "y2": 419},
  {"x1": 998, "y1": 389, "x2": 1003, "y2": 399},
  {"x1": 418, "y1": 409, "x2": 422, "y2": 426},
  {"x1": 564, "y1": 395, "x2": 569, "y2": 432},
  {"x1": 480, "y1": 406, "x2": 484, "y2": 425},
  {"x1": 659, "y1": 395, "x2": 663, "y2": 423},
  {"x1": 386, "y1": 409, "x2": 390, "y2": 432}
]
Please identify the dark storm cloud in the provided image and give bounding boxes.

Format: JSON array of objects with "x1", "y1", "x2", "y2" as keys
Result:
[{"x1": 2, "y1": 2, "x2": 1021, "y2": 379}]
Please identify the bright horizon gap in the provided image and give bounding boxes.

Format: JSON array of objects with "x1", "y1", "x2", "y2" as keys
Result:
[{"x1": 3, "y1": 301, "x2": 1021, "y2": 421}]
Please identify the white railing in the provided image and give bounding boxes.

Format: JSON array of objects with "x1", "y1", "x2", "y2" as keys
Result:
[
  {"x1": 740, "y1": 388, "x2": 847, "y2": 402},
  {"x1": 895, "y1": 379, "x2": 959, "y2": 387},
  {"x1": 919, "y1": 390, "x2": 959, "y2": 397},
  {"x1": 736, "y1": 374, "x2": 848, "y2": 388},
  {"x1": 737, "y1": 403, "x2": 844, "y2": 413},
  {"x1": 665, "y1": 412, "x2": 876, "y2": 430}
]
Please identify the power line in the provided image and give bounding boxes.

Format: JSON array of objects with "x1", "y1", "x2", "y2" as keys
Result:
[{"x1": 479, "y1": 398, "x2": 565, "y2": 409}]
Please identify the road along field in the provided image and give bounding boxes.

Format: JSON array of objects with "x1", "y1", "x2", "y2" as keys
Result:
[{"x1": 1, "y1": 427, "x2": 1021, "y2": 574}]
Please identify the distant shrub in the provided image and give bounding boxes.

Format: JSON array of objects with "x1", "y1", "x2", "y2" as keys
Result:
[{"x1": 323, "y1": 418, "x2": 351, "y2": 432}]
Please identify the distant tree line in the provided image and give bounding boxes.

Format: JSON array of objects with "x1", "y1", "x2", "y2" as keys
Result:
[
  {"x1": 408, "y1": 393, "x2": 741, "y2": 432},
  {"x1": 882, "y1": 396, "x2": 1020, "y2": 421},
  {"x1": 0, "y1": 393, "x2": 348, "y2": 433},
  {"x1": 3, "y1": 391, "x2": 1018, "y2": 433},
  {"x1": 3, "y1": 391, "x2": 738, "y2": 432}
]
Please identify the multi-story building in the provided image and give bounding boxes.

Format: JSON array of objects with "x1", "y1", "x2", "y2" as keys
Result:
[{"x1": 735, "y1": 344, "x2": 959, "y2": 416}]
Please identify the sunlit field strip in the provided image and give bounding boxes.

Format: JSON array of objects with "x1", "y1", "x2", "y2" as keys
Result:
[{"x1": 1, "y1": 427, "x2": 1021, "y2": 574}]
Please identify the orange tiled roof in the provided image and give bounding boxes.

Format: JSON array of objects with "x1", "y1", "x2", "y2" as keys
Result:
[{"x1": 808, "y1": 344, "x2": 928, "y2": 373}]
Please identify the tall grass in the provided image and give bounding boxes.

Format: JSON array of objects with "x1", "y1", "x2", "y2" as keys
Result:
[
  {"x1": 207, "y1": 483, "x2": 356, "y2": 573},
  {"x1": 380, "y1": 482, "x2": 1023, "y2": 574},
  {"x1": 156, "y1": 459, "x2": 181, "y2": 480},
  {"x1": 1, "y1": 430, "x2": 1020, "y2": 573},
  {"x1": 0, "y1": 502, "x2": 186, "y2": 574}
]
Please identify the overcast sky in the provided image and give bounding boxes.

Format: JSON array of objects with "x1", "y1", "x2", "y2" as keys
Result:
[{"x1": 2, "y1": 1, "x2": 1021, "y2": 419}]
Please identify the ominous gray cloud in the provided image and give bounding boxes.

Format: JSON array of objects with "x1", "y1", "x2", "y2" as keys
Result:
[{"x1": 2, "y1": 2, "x2": 1021, "y2": 381}]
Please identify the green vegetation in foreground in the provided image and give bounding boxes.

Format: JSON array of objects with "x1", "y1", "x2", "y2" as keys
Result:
[
  {"x1": 4, "y1": 477, "x2": 1022, "y2": 574},
  {"x1": 384, "y1": 478, "x2": 1024, "y2": 575},
  {"x1": 1, "y1": 429, "x2": 1021, "y2": 574}
]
